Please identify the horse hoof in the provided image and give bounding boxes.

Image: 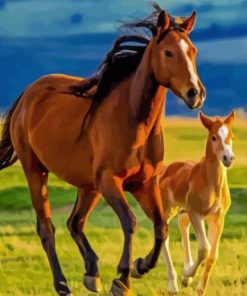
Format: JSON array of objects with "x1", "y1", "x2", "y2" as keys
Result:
[
  {"x1": 196, "y1": 287, "x2": 205, "y2": 296},
  {"x1": 130, "y1": 259, "x2": 143, "y2": 279},
  {"x1": 110, "y1": 279, "x2": 130, "y2": 296},
  {"x1": 181, "y1": 275, "x2": 193, "y2": 287},
  {"x1": 55, "y1": 281, "x2": 73, "y2": 296},
  {"x1": 83, "y1": 275, "x2": 102, "y2": 293},
  {"x1": 168, "y1": 280, "x2": 179, "y2": 294}
]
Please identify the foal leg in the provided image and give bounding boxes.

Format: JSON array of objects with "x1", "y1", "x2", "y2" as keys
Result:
[
  {"x1": 196, "y1": 216, "x2": 224, "y2": 296},
  {"x1": 162, "y1": 235, "x2": 179, "y2": 294},
  {"x1": 182, "y1": 212, "x2": 210, "y2": 279},
  {"x1": 67, "y1": 188, "x2": 101, "y2": 292},
  {"x1": 178, "y1": 212, "x2": 194, "y2": 287},
  {"x1": 24, "y1": 166, "x2": 72, "y2": 296},
  {"x1": 131, "y1": 177, "x2": 168, "y2": 278},
  {"x1": 99, "y1": 170, "x2": 137, "y2": 296}
]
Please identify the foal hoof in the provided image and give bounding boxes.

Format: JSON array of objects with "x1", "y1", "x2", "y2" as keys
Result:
[
  {"x1": 168, "y1": 279, "x2": 179, "y2": 295},
  {"x1": 110, "y1": 279, "x2": 130, "y2": 296},
  {"x1": 181, "y1": 275, "x2": 193, "y2": 287},
  {"x1": 130, "y1": 259, "x2": 144, "y2": 279},
  {"x1": 196, "y1": 286, "x2": 206, "y2": 296},
  {"x1": 55, "y1": 281, "x2": 73, "y2": 296},
  {"x1": 83, "y1": 275, "x2": 102, "y2": 293}
]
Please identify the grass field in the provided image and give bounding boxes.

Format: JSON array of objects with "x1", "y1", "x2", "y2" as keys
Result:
[{"x1": 0, "y1": 117, "x2": 247, "y2": 296}]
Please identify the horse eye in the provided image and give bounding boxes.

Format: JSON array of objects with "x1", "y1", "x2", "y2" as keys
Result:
[
  {"x1": 165, "y1": 50, "x2": 173, "y2": 58},
  {"x1": 212, "y1": 136, "x2": 216, "y2": 141}
]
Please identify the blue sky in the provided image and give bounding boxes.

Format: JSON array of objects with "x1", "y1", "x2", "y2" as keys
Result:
[{"x1": 0, "y1": 0, "x2": 246, "y2": 115}]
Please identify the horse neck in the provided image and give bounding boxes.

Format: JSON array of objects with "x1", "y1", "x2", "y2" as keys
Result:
[
  {"x1": 204, "y1": 137, "x2": 226, "y2": 193},
  {"x1": 129, "y1": 42, "x2": 167, "y2": 133}
]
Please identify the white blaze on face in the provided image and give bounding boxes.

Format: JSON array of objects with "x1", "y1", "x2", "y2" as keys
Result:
[
  {"x1": 218, "y1": 125, "x2": 234, "y2": 162},
  {"x1": 179, "y1": 39, "x2": 199, "y2": 90}
]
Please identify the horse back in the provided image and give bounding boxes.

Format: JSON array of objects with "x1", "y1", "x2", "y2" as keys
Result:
[{"x1": 10, "y1": 74, "x2": 95, "y2": 187}]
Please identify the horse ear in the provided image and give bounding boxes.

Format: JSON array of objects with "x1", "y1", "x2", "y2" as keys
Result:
[
  {"x1": 157, "y1": 10, "x2": 170, "y2": 30},
  {"x1": 224, "y1": 110, "x2": 236, "y2": 125},
  {"x1": 181, "y1": 11, "x2": 197, "y2": 33},
  {"x1": 199, "y1": 111, "x2": 213, "y2": 130}
]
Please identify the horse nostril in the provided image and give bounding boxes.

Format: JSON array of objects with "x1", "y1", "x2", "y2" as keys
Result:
[
  {"x1": 187, "y1": 88, "x2": 198, "y2": 99},
  {"x1": 223, "y1": 155, "x2": 227, "y2": 162}
]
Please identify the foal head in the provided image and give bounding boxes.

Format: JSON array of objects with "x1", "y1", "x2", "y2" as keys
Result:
[
  {"x1": 200, "y1": 111, "x2": 235, "y2": 167},
  {"x1": 150, "y1": 10, "x2": 205, "y2": 109}
]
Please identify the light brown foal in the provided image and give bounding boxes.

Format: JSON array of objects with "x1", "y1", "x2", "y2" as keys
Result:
[
  {"x1": 0, "y1": 4, "x2": 205, "y2": 296},
  {"x1": 160, "y1": 111, "x2": 235, "y2": 295}
]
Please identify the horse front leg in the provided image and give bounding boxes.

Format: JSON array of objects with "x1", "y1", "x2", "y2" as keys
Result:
[
  {"x1": 98, "y1": 169, "x2": 137, "y2": 296},
  {"x1": 196, "y1": 216, "x2": 224, "y2": 296},
  {"x1": 178, "y1": 211, "x2": 194, "y2": 287},
  {"x1": 182, "y1": 211, "x2": 210, "y2": 279},
  {"x1": 162, "y1": 235, "x2": 179, "y2": 295},
  {"x1": 130, "y1": 177, "x2": 168, "y2": 278},
  {"x1": 67, "y1": 189, "x2": 101, "y2": 293}
]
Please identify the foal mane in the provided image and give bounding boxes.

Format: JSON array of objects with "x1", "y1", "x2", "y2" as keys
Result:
[{"x1": 70, "y1": 2, "x2": 183, "y2": 104}]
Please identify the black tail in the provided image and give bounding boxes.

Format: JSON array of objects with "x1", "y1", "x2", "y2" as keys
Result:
[{"x1": 0, "y1": 93, "x2": 23, "y2": 170}]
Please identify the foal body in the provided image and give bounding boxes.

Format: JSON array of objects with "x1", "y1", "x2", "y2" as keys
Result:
[
  {"x1": 160, "y1": 112, "x2": 235, "y2": 295},
  {"x1": 0, "y1": 6, "x2": 205, "y2": 296}
]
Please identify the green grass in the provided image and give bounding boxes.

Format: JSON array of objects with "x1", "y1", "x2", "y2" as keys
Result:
[{"x1": 0, "y1": 119, "x2": 247, "y2": 295}]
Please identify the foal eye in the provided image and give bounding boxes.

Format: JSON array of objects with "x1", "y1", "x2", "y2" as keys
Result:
[
  {"x1": 165, "y1": 50, "x2": 173, "y2": 58},
  {"x1": 212, "y1": 136, "x2": 216, "y2": 141}
]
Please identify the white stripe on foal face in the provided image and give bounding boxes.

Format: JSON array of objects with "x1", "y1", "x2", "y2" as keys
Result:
[
  {"x1": 217, "y1": 125, "x2": 234, "y2": 165},
  {"x1": 179, "y1": 39, "x2": 198, "y2": 89}
]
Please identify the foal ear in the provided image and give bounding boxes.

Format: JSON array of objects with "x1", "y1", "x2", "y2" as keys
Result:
[
  {"x1": 157, "y1": 10, "x2": 170, "y2": 30},
  {"x1": 199, "y1": 111, "x2": 213, "y2": 130},
  {"x1": 181, "y1": 11, "x2": 197, "y2": 33},
  {"x1": 224, "y1": 110, "x2": 236, "y2": 125}
]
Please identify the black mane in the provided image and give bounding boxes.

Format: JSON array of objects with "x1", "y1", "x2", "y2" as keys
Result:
[{"x1": 70, "y1": 2, "x2": 182, "y2": 104}]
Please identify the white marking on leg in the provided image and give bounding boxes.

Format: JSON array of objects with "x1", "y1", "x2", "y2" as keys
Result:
[{"x1": 162, "y1": 236, "x2": 179, "y2": 293}]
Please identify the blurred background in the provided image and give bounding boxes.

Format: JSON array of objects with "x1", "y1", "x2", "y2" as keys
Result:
[{"x1": 0, "y1": 0, "x2": 246, "y2": 116}]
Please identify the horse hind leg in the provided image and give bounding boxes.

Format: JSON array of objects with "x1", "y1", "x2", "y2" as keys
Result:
[
  {"x1": 19, "y1": 152, "x2": 72, "y2": 296},
  {"x1": 67, "y1": 188, "x2": 102, "y2": 293},
  {"x1": 98, "y1": 170, "x2": 137, "y2": 296}
]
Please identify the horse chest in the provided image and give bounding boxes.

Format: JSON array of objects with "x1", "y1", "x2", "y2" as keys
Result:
[{"x1": 122, "y1": 163, "x2": 156, "y2": 192}]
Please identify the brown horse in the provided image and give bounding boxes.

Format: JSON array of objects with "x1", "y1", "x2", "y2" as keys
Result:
[{"x1": 0, "y1": 4, "x2": 205, "y2": 296}]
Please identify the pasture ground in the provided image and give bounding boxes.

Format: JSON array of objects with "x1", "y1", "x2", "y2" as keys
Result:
[{"x1": 0, "y1": 117, "x2": 246, "y2": 295}]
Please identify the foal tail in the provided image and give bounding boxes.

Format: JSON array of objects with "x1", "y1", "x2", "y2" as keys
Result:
[{"x1": 0, "y1": 93, "x2": 23, "y2": 170}]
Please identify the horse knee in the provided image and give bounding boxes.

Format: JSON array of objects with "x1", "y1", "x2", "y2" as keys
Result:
[
  {"x1": 155, "y1": 219, "x2": 168, "y2": 240},
  {"x1": 123, "y1": 212, "x2": 137, "y2": 234},
  {"x1": 205, "y1": 256, "x2": 217, "y2": 269},
  {"x1": 67, "y1": 214, "x2": 82, "y2": 238},
  {"x1": 36, "y1": 218, "x2": 55, "y2": 248},
  {"x1": 198, "y1": 245, "x2": 211, "y2": 262}
]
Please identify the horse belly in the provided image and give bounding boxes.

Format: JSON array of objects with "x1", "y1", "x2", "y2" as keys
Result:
[{"x1": 31, "y1": 134, "x2": 94, "y2": 187}]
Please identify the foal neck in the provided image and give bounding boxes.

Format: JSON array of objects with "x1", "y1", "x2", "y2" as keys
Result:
[
  {"x1": 204, "y1": 137, "x2": 226, "y2": 192},
  {"x1": 129, "y1": 42, "x2": 166, "y2": 132}
]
